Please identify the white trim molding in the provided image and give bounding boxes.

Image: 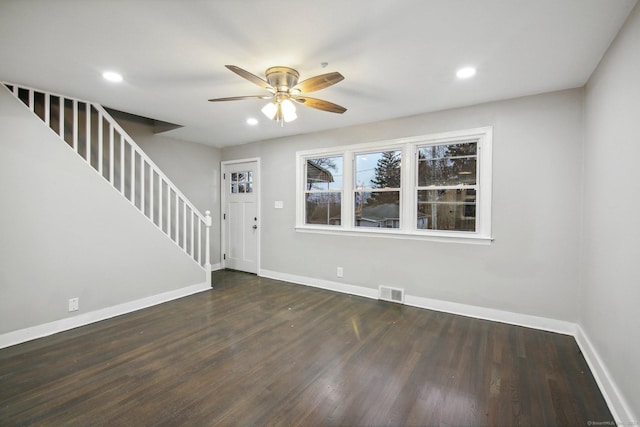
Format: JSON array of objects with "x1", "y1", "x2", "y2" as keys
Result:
[
  {"x1": 260, "y1": 268, "x2": 574, "y2": 335},
  {"x1": 403, "y1": 294, "x2": 575, "y2": 335},
  {"x1": 0, "y1": 281, "x2": 211, "y2": 350},
  {"x1": 260, "y1": 269, "x2": 378, "y2": 300},
  {"x1": 574, "y1": 326, "x2": 637, "y2": 425}
]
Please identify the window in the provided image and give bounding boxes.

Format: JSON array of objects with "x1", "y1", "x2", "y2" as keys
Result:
[
  {"x1": 355, "y1": 150, "x2": 401, "y2": 228},
  {"x1": 416, "y1": 142, "x2": 477, "y2": 232},
  {"x1": 296, "y1": 127, "x2": 492, "y2": 243},
  {"x1": 304, "y1": 156, "x2": 343, "y2": 225}
]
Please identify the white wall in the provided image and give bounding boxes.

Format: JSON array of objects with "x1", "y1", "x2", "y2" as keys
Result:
[
  {"x1": 112, "y1": 115, "x2": 222, "y2": 266},
  {"x1": 583, "y1": 3, "x2": 640, "y2": 420},
  {"x1": 222, "y1": 88, "x2": 584, "y2": 323},
  {"x1": 0, "y1": 87, "x2": 205, "y2": 335}
]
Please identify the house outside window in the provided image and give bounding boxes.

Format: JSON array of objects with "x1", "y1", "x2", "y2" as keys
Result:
[
  {"x1": 354, "y1": 150, "x2": 402, "y2": 228},
  {"x1": 296, "y1": 127, "x2": 493, "y2": 243},
  {"x1": 304, "y1": 156, "x2": 343, "y2": 225}
]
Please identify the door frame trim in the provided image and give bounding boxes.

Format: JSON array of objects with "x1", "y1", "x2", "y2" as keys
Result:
[{"x1": 220, "y1": 158, "x2": 261, "y2": 273}]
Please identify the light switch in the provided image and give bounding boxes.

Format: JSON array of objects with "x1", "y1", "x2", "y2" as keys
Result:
[{"x1": 274, "y1": 201, "x2": 284, "y2": 209}]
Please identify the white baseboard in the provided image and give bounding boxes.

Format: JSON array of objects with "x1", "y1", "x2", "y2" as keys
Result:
[
  {"x1": 210, "y1": 262, "x2": 222, "y2": 271},
  {"x1": 259, "y1": 269, "x2": 378, "y2": 300},
  {"x1": 0, "y1": 281, "x2": 211, "y2": 350},
  {"x1": 260, "y1": 269, "x2": 574, "y2": 335},
  {"x1": 575, "y1": 325, "x2": 636, "y2": 424},
  {"x1": 259, "y1": 268, "x2": 634, "y2": 422},
  {"x1": 403, "y1": 294, "x2": 576, "y2": 335}
]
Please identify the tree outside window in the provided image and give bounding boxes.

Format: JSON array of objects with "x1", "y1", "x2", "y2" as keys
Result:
[
  {"x1": 296, "y1": 127, "x2": 492, "y2": 240},
  {"x1": 355, "y1": 150, "x2": 401, "y2": 228},
  {"x1": 417, "y1": 142, "x2": 477, "y2": 231},
  {"x1": 305, "y1": 156, "x2": 342, "y2": 225}
]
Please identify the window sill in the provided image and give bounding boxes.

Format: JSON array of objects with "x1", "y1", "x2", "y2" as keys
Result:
[{"x1": 295, "y1": 225, "x2": 493, "y2": 245}]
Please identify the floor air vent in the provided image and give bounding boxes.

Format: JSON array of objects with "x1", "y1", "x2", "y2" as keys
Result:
[{"x1": 379, "y1": 286, "x2": 404, "y2": 304}]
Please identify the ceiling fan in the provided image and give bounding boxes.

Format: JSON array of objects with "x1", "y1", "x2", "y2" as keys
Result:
[{"x1": 208, "y1": 65, "x2": 346, "y2": 125}]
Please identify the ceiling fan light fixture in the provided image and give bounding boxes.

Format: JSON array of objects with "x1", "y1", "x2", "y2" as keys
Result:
[
  {"x1": 261, "y1": 101, "x2": 278, "y2": 120},
  {"x1": 261, "y1": 99, "x2": 297, "y2": 124},
  {"x1": 280, "y1": 99, "x2": 297, "y2": 122},
  {"x1": 284, "y1": 111, "x2": 297, "y2": 123}
]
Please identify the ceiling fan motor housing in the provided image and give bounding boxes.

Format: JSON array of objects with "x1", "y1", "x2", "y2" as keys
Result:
[{"x1": 265, "y1": 66, "x2": 300, "y2": 91}]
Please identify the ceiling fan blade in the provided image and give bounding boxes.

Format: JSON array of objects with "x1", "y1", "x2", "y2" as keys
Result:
[
  {"x1": 292, "y1": 96, "x2": 347, "y2": 114},
  {"x1": 208, "y1": 95, "x2": 272, "y2": 102},
  {"x1": 292, "y1": 72, "x2": 344, "y2": 93},
  {"x1": 225, "y1": 65, "x2": 274, "y2": 91}
]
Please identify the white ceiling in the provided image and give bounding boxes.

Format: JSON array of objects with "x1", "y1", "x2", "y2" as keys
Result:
[{"x1": 0, "y1": 0, "x2": 636, "y2": 148}]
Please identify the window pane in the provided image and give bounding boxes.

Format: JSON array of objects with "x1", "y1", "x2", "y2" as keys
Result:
[
  {"x1": 418, "y1": 142, "x2": 476, "y2": 159},
  {"x1": 355, "y1": 150, "x2": 401, "y2": 189},
  {"x1": 305, "y1": 193, "x2": 342, "y2": 225},
  {"x1": 418, "y1": 142, "x2": 477, "y2": 186},
  {"x1": 417, "y1": 189, "x2": 476, "y2": 231},
  {"x1": 418, "y1": 158, "x2": 476, "y2": 186},
  {"x1": 355, "y1": 191, "x2": 400, "y2": 228},
  {"x1": 307, "y1": 156, "x2": 342, "y2": 190}
]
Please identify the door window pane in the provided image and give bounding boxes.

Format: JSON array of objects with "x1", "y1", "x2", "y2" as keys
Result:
[{"x1": 230, "y1": 170, "x2": 253, "y2": 194}]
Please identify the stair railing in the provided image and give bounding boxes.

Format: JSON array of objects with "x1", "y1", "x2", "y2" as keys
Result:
[{"x1": 3, "y1": 83, "x2": 212, "y2": 281}]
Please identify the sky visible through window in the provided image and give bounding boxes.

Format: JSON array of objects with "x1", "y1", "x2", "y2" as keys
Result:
[{"x1": 356, "y1": 152, "x2": 385, "y2": 188}]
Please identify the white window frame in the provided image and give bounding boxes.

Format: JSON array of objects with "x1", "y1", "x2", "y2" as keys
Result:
[
  {"x1": 295, "y1": 127, "x2": 493, "y2": 244},
  {"x1": 353, "y1": 147, "x2": 404, "y2": 230},
  {"x1": 303, "y1": 154, "x2": 345, "y2": 226}
]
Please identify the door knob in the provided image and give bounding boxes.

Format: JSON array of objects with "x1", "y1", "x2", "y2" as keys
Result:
[{"x1": 252, "y1": 225, "x2": 258, "y2": 229}]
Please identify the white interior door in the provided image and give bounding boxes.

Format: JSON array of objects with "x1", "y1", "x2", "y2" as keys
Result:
[{"x1": 223, "y1": 161, "x2": 259, "y2": 273}]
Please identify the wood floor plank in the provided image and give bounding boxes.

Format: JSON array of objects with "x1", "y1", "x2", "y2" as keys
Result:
[{"x1": 0, "y1": 270, "x2": 613, "y2": 426}]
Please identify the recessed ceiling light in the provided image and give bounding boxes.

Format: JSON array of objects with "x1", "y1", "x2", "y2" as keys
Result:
[
  {"x1": 102, "y1": 71, "x2": 123, "y2": 83},
  {"x1": 246, "y1": 118, "x2": 258, "y2": 126},
  {"x1": 456, "y1": 67, "x2": 476, "y2": 79}
]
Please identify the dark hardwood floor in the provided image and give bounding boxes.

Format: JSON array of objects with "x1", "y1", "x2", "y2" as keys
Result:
[{"x1": 0, "y1": 270, "x2": 613, "y2": 426}]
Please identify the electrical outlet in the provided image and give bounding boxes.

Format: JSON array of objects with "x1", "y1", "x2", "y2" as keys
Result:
[
  {"x1": 68, "y1": 298, "x2": 79, "y2": 312},
  {"x1": 337, "y1": 267, "x2": 344, "y2": 278}
]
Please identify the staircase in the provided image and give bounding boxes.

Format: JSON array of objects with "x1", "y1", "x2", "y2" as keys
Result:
[{"x1": 3, "y1": 82, "x2": 212, "y2": 282}]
